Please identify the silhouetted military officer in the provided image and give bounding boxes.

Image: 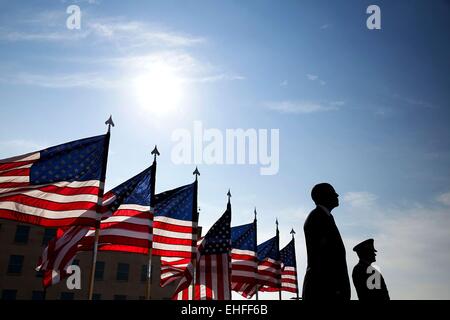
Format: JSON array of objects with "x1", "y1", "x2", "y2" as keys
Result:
[
  {"x1": 302, "y1": 183, "x2": 351, "y2": 300},
  {"x1": 352, "y1": 239, "x2": 390, "y2": 301}
]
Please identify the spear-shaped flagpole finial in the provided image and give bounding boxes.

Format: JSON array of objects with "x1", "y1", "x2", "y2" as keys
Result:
[
  {"x1": 193, "y1": 166, "x2": 200, "y2": 181},
  {"x1": 151, "y1": 145, "x2": 160, "y2": 162},
  {"x1": 105, "y1": 115, "x2": 115, "y2": 133},
  {"x1": 290, "y1": 228, "x2": 296, "y2": 239},
  {"x1": 227, "y1": 189, "x2": 231, "y2": 203}
]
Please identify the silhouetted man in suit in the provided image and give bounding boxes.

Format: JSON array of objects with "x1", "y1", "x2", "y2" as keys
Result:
[
  {"x1": 302, "y1": 183, "x2": 351, "y2": 300},
  {"x1": 352, "y1": 239, "x2": 390, "y2": 301}
]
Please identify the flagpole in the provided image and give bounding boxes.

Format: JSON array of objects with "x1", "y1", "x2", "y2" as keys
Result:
[
  {"x1": 88, "y1": 228, "x2": 100, "y2": 300},
  {"x1": 227, "y1": 189, "x2": 232, "y2": 300},
  {"x1": 191, "y1": 167, "x2": 200, "y2": 300},
  {"x1": 146, "y1": 146, "x2": 159, "y2": 300},
  {"x1": 290, "y1": 228, "x2": 300, "y2": 300},
  {"x1": 254, "y1": 207, "x2": 259, "y2": 301},
  {"x1": 88, "y1": 115, "x2": 114, "y2": 300},
  {"x1": 276, "y1": 218, "x2": 282, "y2": 301}
]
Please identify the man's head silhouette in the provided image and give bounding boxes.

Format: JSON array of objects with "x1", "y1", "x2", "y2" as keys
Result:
[
  {"x1": 353, "y1": 239, "x2": 377, "y2": 264},
  {"x1": 311, "y1": 183, "x2": 339, "y2": 211}
]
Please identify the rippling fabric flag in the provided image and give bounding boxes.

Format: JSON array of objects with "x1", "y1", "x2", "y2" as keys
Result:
[
  {"x1": 153, "y1": 182, "x2": 198, "y2": 257},
  {"x1": 36, "y1": 226, "x2": 88, "y2": 288},
  {"x1": 280, "y1": 238, "x2": 299, "y2": 294},
  {"x1": 0, "y1": 134, "x2": 109, "y2": 227},
  {"x1": 82, "y1": 165, "x2": 155, "y2": 254},
  {"x1": 37, "y1": 165, "x2": 154, "y2": 288},
  {"x1": 173, "y1": 199, "x2": 232, "y2": 300},
  {"x1": 257, "y1": 234, "x2": 282, "y2": 292},
  {"x1": 231, "y1": 221, "x2": 257, "y2": 298},
  {"x1": 153, "y1": 182, "x2": 198, "y2": 287}
]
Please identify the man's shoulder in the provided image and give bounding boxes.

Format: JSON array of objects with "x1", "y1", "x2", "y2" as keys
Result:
[
  {"x1": 304, "y1": 207, "x2": 328, "y2": 228},
  {"x1": 353, "y1": 261, "x2": 370, "y2": 275}
]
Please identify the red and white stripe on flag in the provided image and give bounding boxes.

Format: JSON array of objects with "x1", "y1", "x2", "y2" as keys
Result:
[
  {"x1": 0, "y1": 134, "x2": 109, "y2": 227},
  {"x1": 160, "y1": 256, "x2": 191, "y2": 287},
  {"x1": 257, "y1": 257, "x2": 282, "y2": 292},
  {"x1": 168, "y1": 237, "x2": 203, "y2": 292},
  {"x1": 175, "y1": 283, "x2": 194, "y2": 300},
  {"x1": 195, "y1": 253, "x2": 231, "y2": 300},
  {"x1": 172, "y1": 260, "x2": 194, "y2": 300},
  {"x1": 172, "y1": 253, "x2": 231, "y2": 300},
  {"x1": 231, "y1": 248, "x2": 258, "y2": 298},
  {"x1": 81, "y1": 193, "x2": 153, "y2": 254},
  {"x1": 281, "y1": 266, "x2": 298, "y2": 293},
  {"x1": 156, "y1": 217, "x2": 198, "y2": 287},
  {"x1": 0, "y1": 151, "x2": 102, "y2": 227},
  {"x1": 152, "y1": 216, "x2": 197, "y2": 258},
  {"x1": 172, "y1": 204, "x2": 232, "y2": 300},
  {"x1": 36, "y1": 226, "x2": 89, "y2": 288}
]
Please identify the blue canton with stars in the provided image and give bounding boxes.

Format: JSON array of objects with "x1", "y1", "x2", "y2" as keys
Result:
[
  {"x1": 154, "y1": 183, "x2": 196, "y2": 221},
  {"x1": 201, "y1": 202, "x2": 232, "y2": 256},
  {"x1": 231, "y1": 222, "x2": 256, "y2": 252},
  {"x1": 30, "y1": 134, "x2": 108, "y2": 185},
  {"x1": 105, "y1": 166, "x2": 153, "y2": 212},
  {"x1": 257, "y1": 235, "x2": 280, "y2": 262},
  {"x1": 280, "y1": 238, "x2": 296, "y2": 267}
]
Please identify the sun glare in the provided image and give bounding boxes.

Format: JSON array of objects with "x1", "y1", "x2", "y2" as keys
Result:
[{"x1": 133, "y1": 62, "x2": 184, "y2": 116}]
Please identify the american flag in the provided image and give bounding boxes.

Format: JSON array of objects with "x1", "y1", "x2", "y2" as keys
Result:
[
  {"x1": 231, "y1": 221, "x2": 257, "y2": 298},
  {"x1": 256, "y1": 234, "x2": 282, "y2": 292},
  {"x1": 279, "y1": 238, "x2": 299, "y2": 294},
  {"x1": 0, "y1": 134, "x2": 109, "y2": 227},
  {"x1": 36, "y1": 166, "x2": 154, "y2": 288},
  {"x1": 172, "y1": 253, "x2": 196, "y2": 300},
  {"x1": 152, "y1": 182, "x2": 198, "y2": 287},
  {"x1": 81, "y1": 165, "x2": 155, "y2": 254},
  {"x1": 36, "y1": 226, "x2": 90, "y2": 288},
  {"x1": 173, "y1": 200, "x2": 232, "y2": 300},
  {"x1": 160, "y1": 256, "x2": 192, "y2": 287}
]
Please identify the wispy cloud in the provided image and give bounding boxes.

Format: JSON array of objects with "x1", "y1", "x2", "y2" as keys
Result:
[
  {"x1": 330, "y1": 101, "x2": 345, "y2": 107},
  {"x1": 277, "y1": 205, "x2": 310, "y2": 223},
  {"x1": 60, "y1": 0, "x2": 101, "y2": 5},
  {"x1": 343, "y1": 191, "x2": 378, "y2": 208},
  {"x1": 110, "y1": 51, "x2": 228, "y2": 83},
  {"x1": 280, "y1": 80, "x2": 288, "y2": 87},
  {"x1": 19, "y1": 10, "x2": 67, "y2": 27},
  {"x1": 0, "y1": 28, "x2": 88, "y2": 42},
  {"x1": 265, "y1": 101, "x2": 339, "y2": 114},
  {"x1": 437, "y1": 192, "x2": 450, "y2": 206},
  {"x1": 0, "y1": 13, "x2": 243, "y2": 89},
  {"x1": 306, "y1": 73, "x2": 326, "y2": 85},
  {"x1": 0, "y1": 48, "x2": 245, "y2": 89},
  {"x1": 320, "y1": 24, "x2": 331, "y2": 30},
  {"x1": 188, "y1": 73, "x2": 245, "y2": 83},
  {"x1": 0, "y1": 16, "x2": 205, "y2": 49},
  {"x1": 0, "y1": 72, "x2": 118, "y2": 89},
  {"x1": 392, "y1": 94, "x2": 436, "y2": 109},
  {"x1": 87, "y1": 20, "x2": 205, "y2": 48}
]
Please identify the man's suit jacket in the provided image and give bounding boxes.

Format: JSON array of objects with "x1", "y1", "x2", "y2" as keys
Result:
[
  {"x1": 302, "y1": 206, "x2": 351, "y2": 300},
  {"x1": 352, "y1": 260, "x2": 390, "y2": 301}
]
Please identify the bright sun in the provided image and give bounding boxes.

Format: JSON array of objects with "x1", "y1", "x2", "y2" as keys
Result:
[{"x1": 133, "y1": 62, "x2": 184, "y2": 116}]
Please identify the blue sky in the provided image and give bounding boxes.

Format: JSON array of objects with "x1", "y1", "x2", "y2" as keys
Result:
[{"x1": 0, "y1": 0, "x2": 449, "y2": 299}]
